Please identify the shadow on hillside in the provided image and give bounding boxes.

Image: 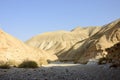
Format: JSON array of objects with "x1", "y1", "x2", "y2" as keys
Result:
[
  {"x1": 55, "y1": 21, "x2": 120, "y2": 64},
  {"x1": 55, "y1": 39, "x2": 88, "y2": 62},
  {"x1": 104, "y1": 42, "x2": 120, "y2": 67},
  {"x1": 55, "y1": 36, "x2": 100, "y2": 64}
]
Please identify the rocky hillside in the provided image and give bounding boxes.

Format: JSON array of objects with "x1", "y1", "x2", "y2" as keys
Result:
[
  {"x1": 25, "y1": 27, "x2": 100, "y2": 59},
  {"x1": 26, "y1": 27, "x2": 101, "y2": 61},
  {"x1": 26, "y1": 27, "x2": 101, "y2": 52},
  {"x1": 105, "y1": 42, "x2": 120, "y2": 65},
  {"x1": 26, "y1": 19, "x2": 120, "y2": 64},
  {"x1": 75, "y1": 19, "x2": 120, "y2": 63},
  {"x1": 0, "y1": 30, "x2": 57, "y2": 67}
]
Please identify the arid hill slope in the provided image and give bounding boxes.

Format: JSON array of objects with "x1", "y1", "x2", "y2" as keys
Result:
[
  {"x1": 26, "y1": 19, "x2": 120, "y2": 64},
  {"x1": 0, "y1": 30, "x2": 55, "y2": 66},
  {"x1": 75, "y1": 19, "x2": 120, "y2": 63},
  {"x1": 26, "y1": 26, "x2": 101, "y2": 62}
]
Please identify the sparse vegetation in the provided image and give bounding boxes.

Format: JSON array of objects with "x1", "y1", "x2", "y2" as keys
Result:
[
  {"x1": 81, "y1": 61, "x2": 88, "y2": 64},
  {"x1": 18, "y1": 60, "x2": 38, "y2": 68},
  {"x1": 0, "y1": 62, "x2": 11, "y2": 69},
  {"x1": 98, "y1": 57, "x2": 107, "y2": 65},
  {"x1": 110, "y1": 63, "x2": 120, "y2": 68},
  {"x1": 103, "y1": 42, "x2": 120, "y2": 67},
  {"x1": 98, "y1": 57, "x2": 113, "y2": 65}
]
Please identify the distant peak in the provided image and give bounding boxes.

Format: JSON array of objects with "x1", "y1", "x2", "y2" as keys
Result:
[
  {"x1": 111, "y1": 18, "x2": 120, "y2": 24},
  {"x1": 71, "y1": 26, "x2": 82, "y2": 32}
]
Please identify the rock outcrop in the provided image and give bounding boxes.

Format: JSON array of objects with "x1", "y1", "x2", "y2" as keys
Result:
[{"x1": 105, "y1": 42, "x2": 120, "y2": 65}]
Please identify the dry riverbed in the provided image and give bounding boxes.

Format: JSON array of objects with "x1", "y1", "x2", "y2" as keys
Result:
[{"x1": 0, "y1": 63, "x2": 120, "y2": 80}]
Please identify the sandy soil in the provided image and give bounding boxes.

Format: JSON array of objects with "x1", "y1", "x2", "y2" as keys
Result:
[{"x1": 0, "y1": 63, "x2": 120, "y2": 80}]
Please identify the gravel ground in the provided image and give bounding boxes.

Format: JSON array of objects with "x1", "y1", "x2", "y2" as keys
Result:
[{"x1": 0, "y1": 63, "x2": 120, "y2": 80}]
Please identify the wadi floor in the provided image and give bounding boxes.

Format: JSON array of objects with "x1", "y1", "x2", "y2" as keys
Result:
[{"x1": 0, "y1": 63, "x2": 120, "y2": 80}]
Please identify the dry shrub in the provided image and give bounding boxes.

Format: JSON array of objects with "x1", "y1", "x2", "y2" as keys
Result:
[
  {"x1": 18, "y1": 60, "x2": 38, "y2": 68},
  {"x1": 98, "y1": 57, "x2": 107, "y2": 65},
  {"x1": 0, "y1": 61, "x2": 11, "y2": 69},
  {"x1": 98, "y1": 57, "x2": 112, "y2": 65}
]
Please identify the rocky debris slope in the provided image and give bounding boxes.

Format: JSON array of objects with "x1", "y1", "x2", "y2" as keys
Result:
[{"x1": 0, "y1": 30, "x2": 54, "y2": 66}]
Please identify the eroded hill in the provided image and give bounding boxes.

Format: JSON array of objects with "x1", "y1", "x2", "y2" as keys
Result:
[
  {"x1": 26, "y1": 19, "x2": 120, "y2": 64},
  {"x1": 0, "y1": 30, "x2": 56, "y2": 67}
]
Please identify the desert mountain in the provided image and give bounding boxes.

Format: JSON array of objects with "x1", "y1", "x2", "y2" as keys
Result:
[
  {"x1": 75, "y1": 19, "x2": 120, "y2": 63},
  {"x1": 26, "y1": 26, "x2": 101, "y2": 62},
  {"x1": 26, "y1": 27, "x2": 101, "y2": 54},
  {"x1": 0, "y1": 29, "x2": 57, "y2": 66},
  {"x1": 26, "y1": 19, "x2": 120, "y2": 64}
]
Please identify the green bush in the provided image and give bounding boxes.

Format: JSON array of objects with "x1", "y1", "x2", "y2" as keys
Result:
[
  {"x1": 18, "y1": 60, "x2": 38, "y2": 68},
  {"x1": 0, "y1": 63, "x2": 11, "y2": 69}
]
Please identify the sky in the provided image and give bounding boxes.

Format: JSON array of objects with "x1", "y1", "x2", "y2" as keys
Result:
[{"x1": 0, "y1": 0, "x2": 120, "y2": 41}]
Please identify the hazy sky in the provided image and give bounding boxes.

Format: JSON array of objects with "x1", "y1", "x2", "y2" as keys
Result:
[{"x1": 0, "y1": 0, "x2": 120, "y2": 41}]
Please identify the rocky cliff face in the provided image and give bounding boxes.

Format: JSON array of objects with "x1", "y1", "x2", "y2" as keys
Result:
[
  {"x1": 0, "y1": 30, "x2": 53, "y2": 66},
  {"x1": 26, "y1": 19, "x2": 120, "y2": 64}
]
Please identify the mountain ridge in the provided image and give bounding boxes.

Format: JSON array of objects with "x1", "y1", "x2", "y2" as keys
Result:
[{"x1": 26, "y1": 19, "x2": 120, "y2": 64}]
